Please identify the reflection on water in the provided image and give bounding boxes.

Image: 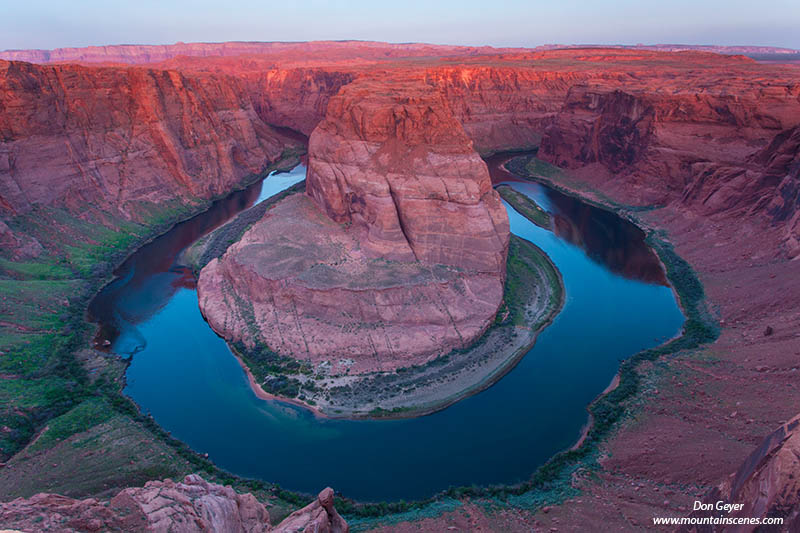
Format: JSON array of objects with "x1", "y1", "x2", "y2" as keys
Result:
[
  {"x1": 487, "y1": 153, "x2": 667, "y2": 286},
  {"x1": 549, "y1": 198, "x2": 667, "y2": 285},
  {"x1": 88, "y1": 165, "x2": 308, "y2": 354}
]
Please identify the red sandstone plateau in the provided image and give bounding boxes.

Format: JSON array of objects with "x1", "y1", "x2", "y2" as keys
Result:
[{"x1": 1, "y1": 40, "x2": 800, "y2": 531}]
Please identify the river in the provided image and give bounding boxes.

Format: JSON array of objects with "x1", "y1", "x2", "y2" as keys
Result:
[{"x1": 89, "y1": 157, "x2": 684, "y2": 501}]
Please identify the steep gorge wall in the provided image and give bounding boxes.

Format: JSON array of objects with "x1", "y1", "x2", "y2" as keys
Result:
[
  {"x1": 536, "y1": 79, "x2": 800, "y2": 256},
  {"x1": 426, "y1": 66, "x2": 582, "y2": 155},
  {"x1": 306, "y1": 75, "x2": 509, "y2": 273},
  {"x1": 246, "y1": 68, "x2": 356, "y2": 136},
  {"x1": 0, "y1": 60, "x2": 298, "y2": 220}
]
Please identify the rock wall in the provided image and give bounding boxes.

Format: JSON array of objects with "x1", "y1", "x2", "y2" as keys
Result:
[
  {"x1": 0, "y1": 60, "x2": 296, "y2": 219},
  {"x1": 426, "y1": 65, "x2": 578, "y2": 155}
]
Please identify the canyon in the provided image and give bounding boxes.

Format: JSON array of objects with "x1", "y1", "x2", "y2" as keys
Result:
[{"x1": 1, "y1": 40, "x2": 799, "y2": 531}]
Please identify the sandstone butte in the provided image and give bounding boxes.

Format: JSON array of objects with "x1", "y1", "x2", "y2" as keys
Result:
[
  {"x1": 197, "y1": 75, "x2": 510, "y2": 372},
  {"x1": 1, "y1": 41, "x2": 800, "y2": 530}
]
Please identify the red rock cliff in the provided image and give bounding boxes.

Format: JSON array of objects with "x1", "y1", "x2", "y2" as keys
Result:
[
  {"x1": 306, "y1": 76, "x2": 509, "y2": 273},
  {"x1": 0, "y1": 60, "x2": 297, "y2": 219}
]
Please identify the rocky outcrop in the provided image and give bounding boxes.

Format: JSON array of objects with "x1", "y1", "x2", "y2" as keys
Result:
[
  {"x1": 198, "y1": 194, "x2": 505, "y2": 373},
  {"x1": 198, "y1": 77, "x2": 509, "y2": 372},
  {"x1": 0, "y1": 475, "x2": 348, "y2": 533},
  {"x1": 679, "y1": 415, "x2": 800, "y2": 531},
  {"x1": 273, "y1": 487, "x2": 348, "y2": 533}
]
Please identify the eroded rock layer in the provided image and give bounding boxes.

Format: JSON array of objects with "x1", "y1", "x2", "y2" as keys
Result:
[{"x1": 0, "y1": 60, "x2": 295, "y2": 218}]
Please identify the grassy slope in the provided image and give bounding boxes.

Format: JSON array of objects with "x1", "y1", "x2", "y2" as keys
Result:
[{"x1": 0, "y1": 149, "x2": 318, "y2": 518}]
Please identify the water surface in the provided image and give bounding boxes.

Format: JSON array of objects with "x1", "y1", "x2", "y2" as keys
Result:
[{"x1": 90, "y1": 158, "x2": 684, "y2": 501}]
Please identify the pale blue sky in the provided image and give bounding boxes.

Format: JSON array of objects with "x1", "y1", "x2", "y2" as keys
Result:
[{"x1": 1, "y1": 0, "x2": 799, "y2": 51}]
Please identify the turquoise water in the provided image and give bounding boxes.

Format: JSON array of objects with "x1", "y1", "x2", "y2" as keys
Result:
[{"x1": 90, "y1": 160, "x2": 684, "y2": 501}]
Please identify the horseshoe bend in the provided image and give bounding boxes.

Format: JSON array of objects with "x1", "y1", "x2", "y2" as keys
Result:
[{"x1": 1, "y1": 34, "x2": 800, "y2": 531}]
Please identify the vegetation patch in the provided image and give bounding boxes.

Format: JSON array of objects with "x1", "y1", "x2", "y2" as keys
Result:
[
  {"x1": 496, "y1": 185, "x2": 551, "y2": 229},
  {"x1": 0, "y1": 149, "x2": 313, "y2": 513}
]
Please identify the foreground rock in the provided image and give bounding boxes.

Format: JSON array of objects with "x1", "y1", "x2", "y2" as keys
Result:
[
  {"x1": 0, "y1": 474, "x2": 348, "y2": 533},
  {"x1": 198, "y1": 76, "x2": 509, "y2": 374},
  {"x1": 677, "y1": 414, "x2": 800, "y2": 531}
]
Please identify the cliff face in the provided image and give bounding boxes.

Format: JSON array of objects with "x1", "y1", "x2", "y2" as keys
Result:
[
  {"x1": 0, "y1": 60, "x2": 295, "y2": 219},
  {"x1": 540, "y1": 87, "x2": 655, "y2": 173},
  {"x1": 198, "y1": 77, "x2": 509, "y2": 372},
  {"x1": 426, "y1": 66, "x2": 574, "y2": 155},
  {"x1": 247, "y1": 68, "x2": 356, "y2": 136},
  {"x1": 533, "y1": 61, "x2": 800, "y2": 254},
  {"x1": 0, "y1": 475, "x2": 349, "y2": 533},
  {"x1": 306, "y1": 76, "x2": 509, "y2": 272},
  {"x1": 0, "y1": 40, "x2": 522, "y2": 65},
  {"x1": 755, "y1": 125, "x2": 800, "y2": 257}
]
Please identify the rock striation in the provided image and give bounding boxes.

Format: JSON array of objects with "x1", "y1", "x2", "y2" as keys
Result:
[
  {"x1": 0, "y1": 475, "x2": 348, "y2": 533},
  {"x1": 533, "y1": 60, "x2": 800, "y2": 254},
  {"x1": 305, "y1": 77, "x2": 509, "y2": 272},
  {"x1": 0, "y1": 60, "x2": 298, "y2": 220}
]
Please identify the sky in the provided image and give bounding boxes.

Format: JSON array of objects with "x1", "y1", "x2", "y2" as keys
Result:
[{"x1": 1, "y1": 0, "x2": 799, "y2": 51}]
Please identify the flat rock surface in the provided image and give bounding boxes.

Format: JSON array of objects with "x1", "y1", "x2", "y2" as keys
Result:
[{"x1": 198, "y1": 193, "x2": 503, "y2": 374}]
